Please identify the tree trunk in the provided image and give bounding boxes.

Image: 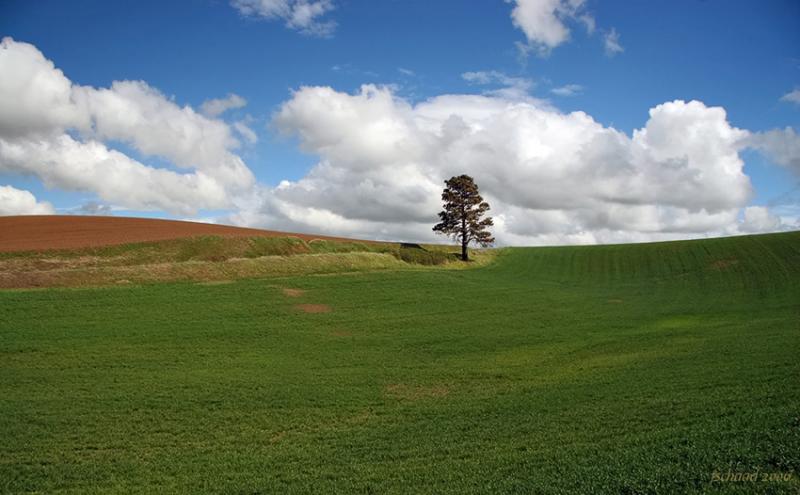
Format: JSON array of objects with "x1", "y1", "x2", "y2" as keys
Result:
[{"x1": 461, "y1": 212, "x2": 468, "y2": 261}]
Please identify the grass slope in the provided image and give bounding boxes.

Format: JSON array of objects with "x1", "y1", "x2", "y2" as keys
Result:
[
  {"x1": 1, "y1": 232, "x2": 799, "y2": 493},
  {"x1": 0, "y1": 236, "x2": 487, "y2": 288}
]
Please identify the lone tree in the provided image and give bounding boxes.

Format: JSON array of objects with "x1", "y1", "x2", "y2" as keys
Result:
[{"x1": 433, "y1": 174, "x2": 494, "y2": 261}]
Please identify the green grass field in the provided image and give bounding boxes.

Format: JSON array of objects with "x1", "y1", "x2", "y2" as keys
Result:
[{"x1": 1, "y1": 232, "x2": 799, "y2": 493}]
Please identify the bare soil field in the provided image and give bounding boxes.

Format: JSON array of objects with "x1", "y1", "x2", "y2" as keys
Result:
[{"x1": 0, "y1": 215, "x2": 361, "y2": 252}]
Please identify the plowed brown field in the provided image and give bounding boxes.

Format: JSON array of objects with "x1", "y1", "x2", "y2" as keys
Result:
[{"x1": 0, "y1": 215, "x2": 360, "y2": 252}]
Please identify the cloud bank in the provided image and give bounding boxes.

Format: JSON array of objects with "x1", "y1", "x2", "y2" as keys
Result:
[
  {"x1": 229, "y1": 84, "x2": 794, "y2": 245},
  {"x1": 0, "y1": 37, "x2": 254, "y2": 216},
  {"x1": 1, "y1": 38, "x2": 796, "y2": 245}
]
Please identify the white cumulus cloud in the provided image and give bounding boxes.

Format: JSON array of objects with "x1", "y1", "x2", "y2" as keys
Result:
[
  {"x1": 232, "y1": 0, "x2": 336, "y2": 37},
  {"x1": 0, "y1": 135, "x2": 231, "y2": 215},
  {"x1": 509, "y1": 0, "x2": 588, "y2": 55},
  {"x1": 0, "y1": 38, "x2": 89, "y2": 138},
  {"x1": 738, "y1": 206, "x2": 783, "y2": 233},
  {"x1": 509, "y1": 0, "x2": 624, "y2": 58},
  {"x1": 550, "y1": 83, "x2": 583, "y2": 96},
  {"x1": 746, "y1": 127, "x2": 800, "y2": 175},
  {"x1": 200, "y1": 93, "x2": 247, "y2": 117},
  {"x1": 0, "y1": 185, "x2": 55, "y2": 215},
  {"x1": 0, "y1": 37, "x2": 254, "y2": 215},
  {"x1": 75, "y1": 81, "x2": 253, "y2": 188},
  {"x1": 234, "y1": 120, "x2": 259, "y2": 144},
  {"x1": 780, "y1": 88, "x2": 800, "y2": 105}
]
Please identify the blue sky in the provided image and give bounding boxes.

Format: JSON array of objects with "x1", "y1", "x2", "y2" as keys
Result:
[{"x1": 0, "y1": 0, "x2": 798, "y2": 244}]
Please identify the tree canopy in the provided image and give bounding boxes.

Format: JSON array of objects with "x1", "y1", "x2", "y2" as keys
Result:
[{"x1": 433, "y1": 174, "x2": 494, "y2": 261}]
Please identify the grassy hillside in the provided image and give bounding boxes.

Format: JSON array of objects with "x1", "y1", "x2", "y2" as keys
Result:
[
  {"x1": 0, "y1": 235, "x2": 490, "y2": 288},
  {"x1": 1, "y1": 232, "x2": 798, "y2": 493}
]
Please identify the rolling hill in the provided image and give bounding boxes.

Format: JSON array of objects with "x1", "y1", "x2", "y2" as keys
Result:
[
  {"x1": 0, "y1": 228, "x2": 798, "y2": 493},
  {"x1": 0, "y1": 215, "x2": 367, "y2": 253},
  {"x1": 0, "y1": 216, "x2": 482, "y2": 289}
]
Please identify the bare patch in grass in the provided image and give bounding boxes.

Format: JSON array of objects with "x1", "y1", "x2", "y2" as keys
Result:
[
  {"x1": 348, "y1": 409, "x2": 373, "y2": 424},
  {"x1": 197, "y1": 280, "x2": 233, "y2": 286},
  {"x1": 709, "y1": 258, "x2": 739, "y2": 270},
  {"x1": 384, "y1": 383, "x2": 449, "y2": 401},
  {"x1": 269, "y1": 431, "x2": 287, "y2": 444},
  {"x1": 608, "y1": 299, "x2": 624, "y2": 304},
  {"x1": 282, "y1": 288, "x2": 305, "y2": 297},
  {"x1": 295, "y1": 304, "x2": 331, "y2": 313}
]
